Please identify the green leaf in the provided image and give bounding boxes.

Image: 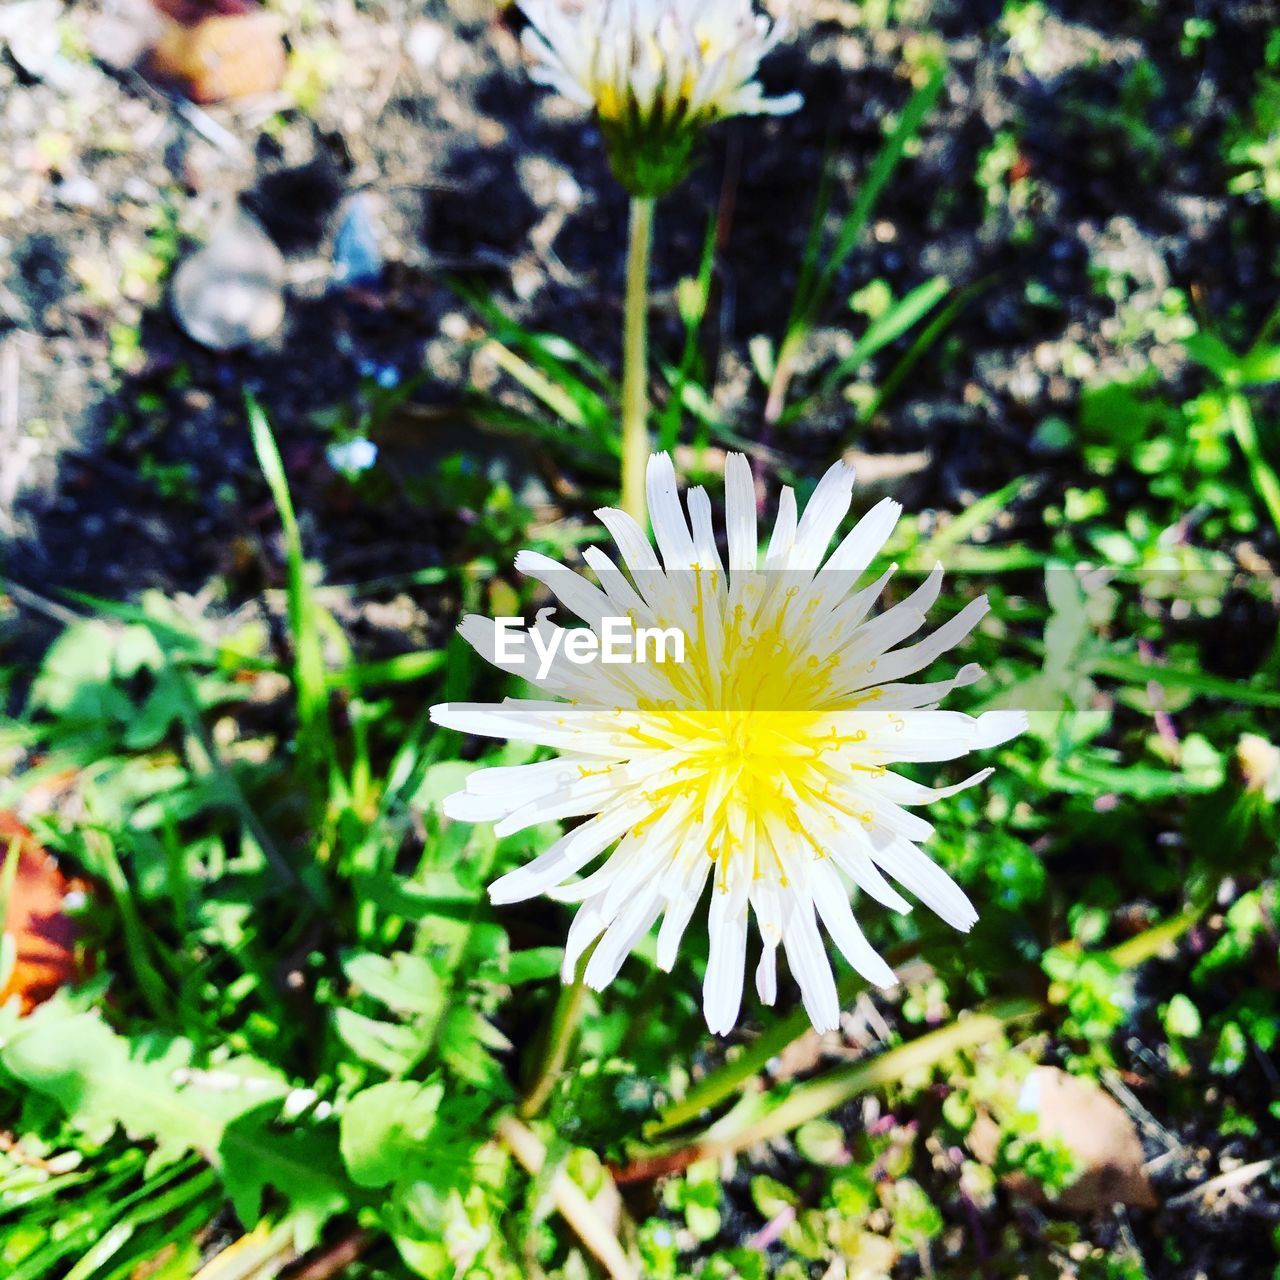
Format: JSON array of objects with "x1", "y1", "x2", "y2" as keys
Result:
[
  {"x1": 246, "y1": 396, "x2": 333, "y2": 782},
  {"x1": 333, "y1": 1008, "x2": 428, "y2": 1075},
  {"x1": 339, "y1": 1081, "x2": 443, "y2": 1189},
  {"x1": 1182, "y1": 332, "x2": 1241, "y2": 382},
  {"x1": 0, "y1": 1003, "x2": 282, "y2": 1165},
  {"x1": 1238, "y1": 343, "x2": 1280, "y2": 385},
  {"x1": 1163, "y1": 994, "x2": 1202, "y2": 1038},
  {"x1": 499, "y1": 947, "x2": 565, "y2": 986},
  {"x1": 0, "y1": 1000, "x2": 348, "y2": 1249},
  {"x1": 220, "y1": 1106, "x2": 350, "y2": 1246},
  {"x1": 750, "y1": 1174, "x2": 797, "y2": 1218},
  {"x1": 343, "y1": 951, "x2": 444, "y2": 1018}
]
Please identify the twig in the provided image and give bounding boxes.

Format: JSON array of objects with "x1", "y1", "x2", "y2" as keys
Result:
[
  {"x1": 1166, "y1": 1157, "x2": 1278, "y2": 1209},
  {"x1": 285, "y1": 1231, "x2": 373, "y2": 1280},
  {"x1": 496, "y1": 1114, "x2": 637, "y2": 1280},
  {"x1": 1103, "y1": 1065, "x2": 1182, "y2": 1153},
  {"x1": 190, "y1": 1221, "x2": 298, "y2": 1280},
  {"x1": 745, "y1": 1205, "x2": 795, "y2": 1251},
  {"x1": 5, "y1": 581, "x2": 82, "y2": 627}
]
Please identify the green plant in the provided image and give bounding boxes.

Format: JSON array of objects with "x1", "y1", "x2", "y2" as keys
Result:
[{"x1": 1225, "y1": 32, "x2": 1280, "y2": 208}]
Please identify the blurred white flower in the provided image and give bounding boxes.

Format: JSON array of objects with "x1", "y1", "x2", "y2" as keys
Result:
[
  {"x1": 517, "y1": 0, "x2": 801, "y2": 194},
  {"x1": 326, "y1": 437, "x2": 379, "y2": 475},
  {"x1": 431, "y1": 454, "x2": 1025, "y2": 1034}
]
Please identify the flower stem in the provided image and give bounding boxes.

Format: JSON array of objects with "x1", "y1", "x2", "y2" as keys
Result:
[
  {"x1": 695, "y1": 997, "x2": 1041, "y2": 1160},
  {"x1": 519, "y1": 940, "x2": 597, "y2": 1120},
  {"x1": 644, "y1": 970, "x2": 866, "y2": 1140},
  {"x1": 620, "y1": 195, "x2": 655, "y2": 523}
]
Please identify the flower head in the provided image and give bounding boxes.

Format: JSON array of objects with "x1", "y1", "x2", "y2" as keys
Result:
[
  {"x1": 517, "y1": 0, "x2": 802, "y2": 195},
  {"x1": 431, "y1": 455, "x2": 1026, "y2": 1034}
]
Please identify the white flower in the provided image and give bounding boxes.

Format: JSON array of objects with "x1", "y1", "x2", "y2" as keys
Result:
[
  {"x1": 431, "y1": 454, "x2": 1026, "y2": 1035},
  {"x1": 517, "y1": 0, "x2": 802, "y2": 194}
]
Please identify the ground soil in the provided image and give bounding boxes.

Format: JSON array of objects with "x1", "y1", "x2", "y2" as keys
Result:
[{"x1": 2, "y1": 1, "x2": 1278, "y2": 1275}]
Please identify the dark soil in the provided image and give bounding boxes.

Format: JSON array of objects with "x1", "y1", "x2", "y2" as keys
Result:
[{"x1": 2, "y1": 1, "x2": 1279, "y2": 1274}]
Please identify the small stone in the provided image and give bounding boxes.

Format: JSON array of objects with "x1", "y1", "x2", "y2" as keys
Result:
[
  {"x1": 332, "y1": 193, "x2": 384, "y2": 287},
  {"x1": 439, "y1": 311, "x2": 472, "y2": 342},
  {"x1": 85, "y1": 0, "x2": 165, "y2": 70},
  {"x1": 170, "y1": 202, "x2": 285, "y2": 351},
  {"x1": 555, "y1": 175, "x2": 582, "y2": 209},
  {"x1": 54, "y1": 175, "x2": 101, "y2": 211},
  {"x1": 407, "y1": 20, "x2": 447, "y2": 71},
  {"x1": 0, "y1": 1, "x2": 73, "y2": 85}
]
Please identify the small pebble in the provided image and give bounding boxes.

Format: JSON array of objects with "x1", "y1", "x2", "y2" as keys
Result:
[
  {"x1": 407, "y1": 20, "x2": 447, "y2": 70},
  {"x1": 170, "y1": 203, "x2": 286, "y2": 350},
  {"x1": 54, "y1": 176, "x2": 101, "y2": 211},
  {"x1": 332, "y1": 193, "x2": 384, "y2": 287}
]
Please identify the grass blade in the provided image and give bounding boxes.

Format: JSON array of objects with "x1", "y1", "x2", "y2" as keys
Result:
[{"x1": 245, "y1": 395, "x2": 333, "y2": 783}]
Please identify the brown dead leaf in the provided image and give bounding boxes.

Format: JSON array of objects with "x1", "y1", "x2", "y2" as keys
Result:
[
  {"x1": 152, "y1": 0, "x2": 260, "y2": 22},
  {"x1": 148, "y1": 11, "x2": 286, "y2": 103},
  {"x1": 970, "y1": 1065, "x2": 1158, "y2": 1212},
  {"x1": 0, "y1": 813, "x2": 81, "y2": 1013}
]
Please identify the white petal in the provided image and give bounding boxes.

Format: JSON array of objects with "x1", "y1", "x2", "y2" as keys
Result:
[
  {"x1": 873, "y1": 663, "x2": 985, "y2": 710},
  {"x1": 442, "y1": 791, "x2": 518, "y2": 823},
  {"x1": 781, "y1": 895, "x2": 840, "y2": 1032},
  {"x1": 820, "y1": 497, "x2": 901, "y2": 576},
  {"x1": 811, "y1": 861, "x2": 897, "y2": 988},
  {"x1": 582, "y1": 546, "x2": 652, "y2": 619},
  {"x1": 488, "y1": 805, "x2": 637, "y2": 905},
  {"x1": 973, "y1": 710, "x2": 1029, "y2": 748},
  {"x1": 755, "y1": 942, "x2": 777, "y2": 1004},
  {"x1": 584, "y1": 889, "x2": 662, "y2": 989},
  {"x1": 646, "y1": 452, "x2": 699, "y2": 571},
  {"x1": 463, "y1": 758, "x2": 579, "y2": 798},
  {"x1": 687, "y1": 486, "x2": 725, "y2": 573},
  {"x1": 792, "y1": 461, "x2": 856, "y2": 569},
  {"x1": 595, "y1": 507, "x2": 662, "y2": 575},
  {"x1": 837, "y1": 563, "x2": 944, "y2": 665},
  {"x1": 764, "y1": 487, "x2": 797, "y2": 568},
  {"x1": 854, "y1": 597, "x2": 990, "y2": 688},
  {"x1": 656, "y1": 862, "x2": 710, "y2": 971},
  {"x1": 515, "y1": 551, "x2": 614, "y2": 630},
  {"x1": 724, "y1": 452, "x2": 758, "y2": 577},
  {"x1": 703, "y1": 879, "x2": 749, "y2": 1034},
  {"x1": 869, "y1": 833, "x2": 978, "y2": 931},
  {"x1": 562, "y1": 900, "x2": 609, "y2": 981},
  {"x1": 873, "y1": 767, "x2": 993, "y2": 806}
]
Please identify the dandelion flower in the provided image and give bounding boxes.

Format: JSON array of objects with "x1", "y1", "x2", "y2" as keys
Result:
[
  {"x1": 431, "y1": 454, "x2": 1026, "y2": 1034},
  {"x1": 517, "y1": 0, "x2": 802, "y2": 195}
]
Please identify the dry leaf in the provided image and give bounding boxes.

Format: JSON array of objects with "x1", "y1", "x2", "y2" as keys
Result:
[
  {"x1": 148, "y1": 11, "x2": 286, "y2": 103},
  {"x1": 0, "y1": 814, "x2": 80, "y2": 1013},
  {"x1": 970, "y1": 1065, "x2": 1158, "y2": 1212},
  {"x1": 152, "y1": 0, "x2": 260, "y2": 22}
]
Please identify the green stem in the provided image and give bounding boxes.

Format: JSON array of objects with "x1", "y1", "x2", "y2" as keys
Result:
[
  {"x1": 694, "y1": 997, "x2": 1041, "y2": 1159},
  {"x1": 645, "y1": 970, "x2": 867, "y2": 1140},
  {"x1": 1225, "y1": 390, "x2": 1280, "y2": 536},
  {"x1": 1107, "y1": 882, "x2": 1216, "y2": 970},
  {"x1": 519, "y1": 941, "x2": 598, "y2": 1120},
  {"x1": 621, "y1": 196, "x2": 655, "y2": 523},
  {"x1": 763, "y1": 328, "x2": 804, "y2": 430}
]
